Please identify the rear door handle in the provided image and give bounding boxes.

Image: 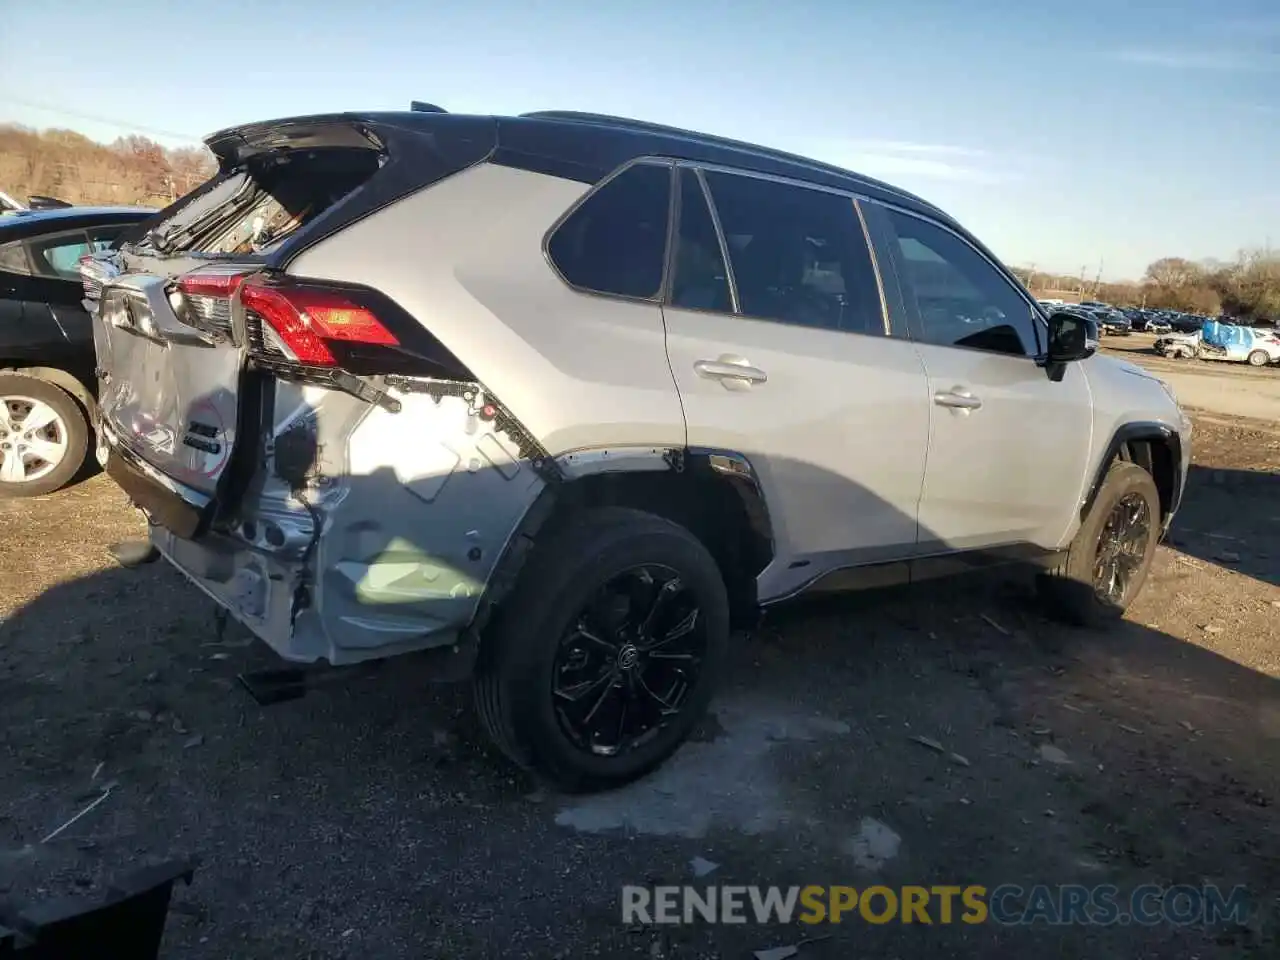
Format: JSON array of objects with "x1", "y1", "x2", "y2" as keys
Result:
[
  {"x1": 694, "y1": 355, "x2": 768, "y2": 387},
  {"x1": 933, "y1": 387, "x2": 983, "y2": 410}
]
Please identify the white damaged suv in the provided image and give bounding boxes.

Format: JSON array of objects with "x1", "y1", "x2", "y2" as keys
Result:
[{"x1": 82, "y1": 106, "x2": 1191, "y2": 790}]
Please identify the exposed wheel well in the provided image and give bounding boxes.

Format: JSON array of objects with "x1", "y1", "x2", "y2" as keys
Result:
[
  {"x1": 554, "y1": 461, "x2": 772, "y2": 628},
  {"x1": 477, "y1": 454, "x2": 774, "y2": 636},
  {"x1": 1117, "y1": 436, "x2": 1178, "y2": 520}
]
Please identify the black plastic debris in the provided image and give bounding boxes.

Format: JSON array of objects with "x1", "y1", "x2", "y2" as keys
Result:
[{"x1": 0, "y1": 859, "x2": 194, "y2": 958}]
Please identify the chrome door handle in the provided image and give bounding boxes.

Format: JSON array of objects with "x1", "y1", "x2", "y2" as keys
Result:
[
  {"x1": 933, "y1": 388, "x2": 983, "y2": 410},
  {"x1": 693, "y1": 355, "x2": 768, "y2": 386}
]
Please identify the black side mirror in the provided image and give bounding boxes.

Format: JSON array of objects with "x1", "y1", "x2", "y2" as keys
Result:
[{"x1": 1046, "y1": 311, "x2": 1098, "y2": 363}]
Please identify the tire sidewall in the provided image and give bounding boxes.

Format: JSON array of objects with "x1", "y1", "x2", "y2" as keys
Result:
[
  {"x1": 502, "y1": 521, "x2": 729, "y2": 788},
  {"x1": 0, "y1": 374, "x2": 88, "y2": 498},
  {"x1": 1247, "y1": 350, "x2": 1268, "y2": 367},
  {"x1": 1070, "y1": 462, "x2": 1161, "y2": 615}
]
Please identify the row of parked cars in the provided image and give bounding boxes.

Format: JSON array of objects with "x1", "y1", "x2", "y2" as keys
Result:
[
  {"x1": 1037, "y1": 299, "x2": 1214, "y2": 337},
  {"x1": 2, "y1": 105, "x2": 1192, "y2": 790}
]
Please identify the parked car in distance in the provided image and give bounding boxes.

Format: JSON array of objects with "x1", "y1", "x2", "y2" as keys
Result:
[
  {"x1": 0, "y1": 205, "x2": 154, "y2": 496},
  {"x1": 86, "y1": 106, "x2": 1190, "y2": 790},
  {"x1": 1198, "y1": 319, "x2": 1280, "y2": 366},
  {"x1": 1155, "y1": 322, "x2": 1280, "y2": 366},
  {"x1": 1074, "y1": 304, "x2": 1130, "y2": 336},
  {"x1": 1153, "y1": 331, "x2": 1200, "y2": 359}
]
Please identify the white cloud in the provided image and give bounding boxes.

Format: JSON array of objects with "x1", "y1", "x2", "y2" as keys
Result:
[{"x1": 802, "y1": 138, "x2": 1008, "y2": 185}]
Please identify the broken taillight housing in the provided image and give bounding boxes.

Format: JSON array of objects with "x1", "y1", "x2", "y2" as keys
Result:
[
  {"x1": 236, "y1": 274, "x2": 472, "y2": 381},
  {"x1": 239, "y1": 279, "x2": 397, "y2": 367}
]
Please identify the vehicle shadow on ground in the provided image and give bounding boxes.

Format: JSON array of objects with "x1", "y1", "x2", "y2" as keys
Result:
[
  {"x1": 0, "y1": 444, "x2": 1276, "y2": 957},
  {"x1": 1170, "y1": 464, "x2": 1280, "y2": 588}
]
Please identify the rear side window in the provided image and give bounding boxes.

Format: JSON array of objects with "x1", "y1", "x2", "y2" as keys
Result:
[
  {"x1": 702, "y1": 172, "x2": 883, "y2": 335},
  {"x1": 0, "y1": 240, "x2": 30, "y2": 275},
  {"x1": 548, "y1": 162, "x2": 672, "y2": 300}
]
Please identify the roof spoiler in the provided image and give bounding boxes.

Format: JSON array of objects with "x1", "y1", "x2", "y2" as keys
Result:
[{"x1": 410, "y1": 101, "x2": 447, "y2": 113}]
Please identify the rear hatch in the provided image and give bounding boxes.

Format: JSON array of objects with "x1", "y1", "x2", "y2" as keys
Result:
[{"x1": 85, "y1": 112, "x2": 497, "y2": 537}]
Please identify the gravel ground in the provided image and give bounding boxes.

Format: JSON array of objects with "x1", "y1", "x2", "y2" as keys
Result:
[
  {"x1": 1101, "y1": 333, "x2": 1280, "y2": 420},
  {"x1": 0, "y1": 406, "x2": 1277, "y2": 959}
]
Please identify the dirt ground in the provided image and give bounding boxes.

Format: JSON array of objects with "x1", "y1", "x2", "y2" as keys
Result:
[
  {"x1": 1103, "y1": 333, "x2": 1280, "y2": 421},
  {"x1": 0, "y1": 399, "x2": 1277, "y2": 957}
]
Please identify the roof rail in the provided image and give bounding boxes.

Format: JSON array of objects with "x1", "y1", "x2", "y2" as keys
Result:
[
  {"x1": 520, "y1": 110, "x2": 698, "y2": 137},
  {"x1": 518, "y1": 110, "x2": 942, "y2": 215},
  {"x1": 410, "y1": 101, "x2": 447, "y2": 113}
]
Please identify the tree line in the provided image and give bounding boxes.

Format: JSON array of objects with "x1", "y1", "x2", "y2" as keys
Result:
[
  {"x1": 1010, "y1": 252, "x2": 1280, "y2": 322},
  {"x1": 0, "y1": 125, "x2": 215, "y2": 209}
]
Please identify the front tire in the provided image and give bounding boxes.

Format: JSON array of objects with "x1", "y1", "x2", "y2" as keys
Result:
[
  {"x1": 474, "y1": 507, "x2": 729, "y2": 792},
  {"x1": 0, "y1": 373, "x2": 89, "y2": 498},
  {"x1": 1038, "y1": 461, "x2": 1161, "y2": 627},
  {"x1": 1247, "y1": 350, "x2": 1270, "y2": 367}
]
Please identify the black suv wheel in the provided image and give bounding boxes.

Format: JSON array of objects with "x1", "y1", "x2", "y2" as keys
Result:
[
  {"x1": 1037, "y1": 460, "x2": 1161, "y2": 627},
  {"x1": 474, "y1": 507, "x2": 729, "y2": 792}
]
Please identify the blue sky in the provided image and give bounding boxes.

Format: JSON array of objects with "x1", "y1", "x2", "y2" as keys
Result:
[{"x1": 2, "y1": 0, "x2": 1276, "y2": 279}]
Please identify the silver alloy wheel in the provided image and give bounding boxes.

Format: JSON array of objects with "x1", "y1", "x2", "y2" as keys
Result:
[{"x1": 0, "y1": 395, "x2": 70, "y2": 484}]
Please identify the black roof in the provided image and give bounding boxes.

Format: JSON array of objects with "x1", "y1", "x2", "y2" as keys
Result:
[
  {"x1": 499, "y1": 111, "x2": 951, "y2": 222},
  {"x1": 0, "y1": 206, "x2": 155, "y2": 240},
  {"x1": 204, "y1": 108, "x2": 956, "y2": 227}
]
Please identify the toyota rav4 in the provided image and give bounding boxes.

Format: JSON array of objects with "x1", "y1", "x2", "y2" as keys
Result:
[{"x1": 82, "y1": 106, "x2": 1191, "y2": 790}]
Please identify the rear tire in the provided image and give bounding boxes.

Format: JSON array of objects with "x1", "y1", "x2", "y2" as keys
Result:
[
  {"x1": 474, "y1": 507, "x2": 729, "y2": 792},
  {"x1": 1037, "y1": 460, "x2": 1161, "y2": 628},
  {"x1": 1247, "y1": 350, "x2": 1270, "y2": 367},
  {"x1": 0, "y1": 373, "x2": 88, "y2": 498}
]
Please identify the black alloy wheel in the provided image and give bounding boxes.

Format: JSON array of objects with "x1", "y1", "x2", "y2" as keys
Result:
[{"x1": 551, "y1": 564, "x2": 707, "y2": 757}]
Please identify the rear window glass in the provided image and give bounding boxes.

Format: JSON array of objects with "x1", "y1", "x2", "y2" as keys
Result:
[
  {"x1": 547, "y1": 163, "x2": 672, "y2": 300},
  {"x1": 138, "y1": 148, "x2": 381, "y2": 257}
]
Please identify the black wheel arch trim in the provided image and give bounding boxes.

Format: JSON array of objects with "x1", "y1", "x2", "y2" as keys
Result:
[
  {"x1": 470, "y1": 444, "x2": 775, "y2": 645},
  {"x1": 1081, "y1": 421, "x2": 1183, "y2": 525}
]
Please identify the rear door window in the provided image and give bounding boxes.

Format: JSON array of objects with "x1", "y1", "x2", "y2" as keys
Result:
[
  {"x1": 27, "y1": 230, "x2": 92, "y2": 280},
  {"x1": 87, "y1": 224, "x2": 132, "y2": 251},
  {"x1": 548, "y1": 162, "x2": 672, "y2": 300},
  {"x1": 701, "y1": 171, "x2": 884, "y2": 335}
]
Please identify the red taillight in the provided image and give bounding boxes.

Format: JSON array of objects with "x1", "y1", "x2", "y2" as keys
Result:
[{"x1": 239, "y1": 279, "x2": 399, "y2": 367}]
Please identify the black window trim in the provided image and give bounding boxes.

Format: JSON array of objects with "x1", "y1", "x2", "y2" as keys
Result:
[
  {"x1": 660, "y1": 163, "x2": 742, "y2": 317},
  {"x1": 693, "y1": 166, "x2": 740, "y2": 313},
  {"x1": 852, "y1": 199, "x2": 892, "y2": 337},
  {"x1": 671, "y1": 161, "x2": 893, "y2": 338},
  {"x1": 541, "y1": 156, "x2": 677, "y2": 304},
  {"x1": 869, "y1": 200, "x2": 1048, "y2": 359}
]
